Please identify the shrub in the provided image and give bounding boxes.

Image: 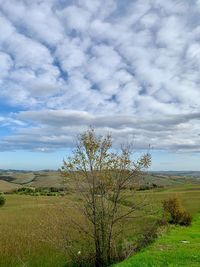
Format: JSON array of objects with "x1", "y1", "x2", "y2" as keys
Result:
[
  {"x1": 136, "y1": 223, "x2": 158, "y2": 250},
  {"x1": 162, "y1": 197, "x2": 192, "y2": 226},
  {"x1": 15, "y1": 187, "x2": 62, "y2": 196},
  {"x1": 179, "y1": 210, "x2": 192, "y2": 226},
  {"x1": 0, "y1": 194, "x2": 6, "y2": 206},
  {"x1": 16, "y1": 187, "x2": 35, "y2": 194}
]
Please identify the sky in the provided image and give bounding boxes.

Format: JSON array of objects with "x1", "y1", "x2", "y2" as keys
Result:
[{"x1": 0, "y1": 0, "x2": 200, "y2": 170}]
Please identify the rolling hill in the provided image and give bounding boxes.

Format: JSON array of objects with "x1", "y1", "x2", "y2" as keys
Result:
[{"x1": 0, "y1": 170, "x2": 200, "y2": 193}]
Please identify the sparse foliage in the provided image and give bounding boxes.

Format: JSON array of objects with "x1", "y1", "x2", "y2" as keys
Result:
[{"x1": 61, "y1": 128, "x2": 151, "y2": 266}]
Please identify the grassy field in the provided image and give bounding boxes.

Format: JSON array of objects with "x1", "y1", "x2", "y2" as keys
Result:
[
  {"x1": 0, "y1": 195, "x2": 68, "y2": 267},
  {"x1": 0, "y1": 172, "x2": 200, "y2": 267},
  {"x1": 113, "y1": 213, "x2": 200, "y2": 267}
]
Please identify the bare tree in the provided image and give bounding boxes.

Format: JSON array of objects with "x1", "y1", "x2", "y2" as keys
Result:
[{"x1": 61, "y1": 128, "x2": 151, "y2": 267}]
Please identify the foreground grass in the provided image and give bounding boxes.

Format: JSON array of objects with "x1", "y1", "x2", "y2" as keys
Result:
[
  {"x1": 0, "y1": 184, "x2": 199, "y2": 266},
  {"x1": 0, "y1": 195, "x2": 68, "y2": 267},
  {"x1": 113, "y1": 214, "x2": 200, "y2": 267}
]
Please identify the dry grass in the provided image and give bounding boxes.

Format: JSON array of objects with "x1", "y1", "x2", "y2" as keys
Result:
[
  {"x1": 0, "y1": 180, "x2": 21, "y2": 193},
  {"x1": 0, "y1": 195, "x2": 71, "y2": 266}
]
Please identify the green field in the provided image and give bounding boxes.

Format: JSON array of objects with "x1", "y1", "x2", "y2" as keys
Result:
[{"x1": 0, "y1": 172, "x2": 200, "y2": 267}]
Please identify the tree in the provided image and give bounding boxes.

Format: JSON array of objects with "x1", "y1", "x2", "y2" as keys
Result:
[{"x1": 61, "y1": 128, "x2": 151, "y2": 267}]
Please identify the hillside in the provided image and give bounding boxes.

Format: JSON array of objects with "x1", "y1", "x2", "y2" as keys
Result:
[
  {"x1": 113, "y1": 214, "x2": 200, "y2": 267},
  {"x1": 0, "y1": 170, "x2": 200, "y2": 193},
  {"x1": 0, "y1": 180, "x2": 21, "y2": 193},
  {"x1": 0, "y1": 171, "x2": 63, "y2": 193}
]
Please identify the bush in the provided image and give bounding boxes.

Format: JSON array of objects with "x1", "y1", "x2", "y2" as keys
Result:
[
  {"x1": 15, "y1": 187, "x2": 63, "y2": 196},
  {"x1": 16, "y1": 187, "x2": 35, "y2": 194},
  {"x1": 179, "y1": 210, "x2": 192, "y2": 226},
  {"x1": 162, "y1": 197, "x2": 192, "y2": 226},
  {"x1": 0, "y1": 194, "x2": 6, "y2": 206},
  {"x1": 136, "y1": 223, "x2": 158, "y2": 250}
]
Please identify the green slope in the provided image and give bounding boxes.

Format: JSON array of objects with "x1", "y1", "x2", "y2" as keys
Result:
[{"x1": 113, "y1": 214, "x2": 200, "y2": 267}]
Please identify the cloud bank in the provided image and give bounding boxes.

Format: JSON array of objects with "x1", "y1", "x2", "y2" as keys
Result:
[{"x1": 0, "y1": 0, "x2": 200, "y2": 153}]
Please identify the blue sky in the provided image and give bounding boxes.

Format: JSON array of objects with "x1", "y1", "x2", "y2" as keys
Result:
[{"x1": 0, "y1": 0, "x2": 200, "y2": 170}]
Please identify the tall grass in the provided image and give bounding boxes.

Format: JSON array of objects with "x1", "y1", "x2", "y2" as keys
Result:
[{"x1": 0, "y1": 185, "x2": 199, "y2": 267}]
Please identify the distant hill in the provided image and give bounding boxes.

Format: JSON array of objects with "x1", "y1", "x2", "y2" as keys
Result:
[
  {"x1": 152, "y1": 171, "x2": 200, "y2": 178},
  {"x1": 0, "y1": 170, "x2": 200, "y2": 193}
]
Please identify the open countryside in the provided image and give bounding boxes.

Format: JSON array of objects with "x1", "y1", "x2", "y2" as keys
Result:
[
  {"x1": 1, "y1": 0, "x2": 200, "y2": 266},
  {"x1": 0, "y1": 169, "x2": 200, "y2": 266}
]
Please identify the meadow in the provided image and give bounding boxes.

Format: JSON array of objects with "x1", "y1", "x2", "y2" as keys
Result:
[{"x1": 0, "y1": 171, "x2": 200, "y2": 266}]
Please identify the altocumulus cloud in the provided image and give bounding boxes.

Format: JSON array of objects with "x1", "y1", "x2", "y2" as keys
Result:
[{"x1": 0, "y1": 0, "x2": 200, "y2": 153}]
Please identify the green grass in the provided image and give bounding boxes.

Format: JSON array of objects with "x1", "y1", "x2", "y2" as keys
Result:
[{"x1": 113, "y1": 214, "x2": 200, "y2": 267}]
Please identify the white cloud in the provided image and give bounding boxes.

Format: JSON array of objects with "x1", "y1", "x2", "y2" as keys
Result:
[
  {"x1": 0, "y1": 14, "x2": 15, "y2": 44},
  {"x1": 0, "y1": 0, "x2": 64, "y2": 46},
  {"x1": 0, "y1": 52, "x2": 13, "y2": 79},
  {"x1": 5, "y1": 33, "x2": 53, "y2": 69},
  {"x1": 59, "y1": 5, "x2": 91, "y2": 32},
  {"x1": 55, "y1": 37, "x2": 88, "y2": 72},
  {"x1": 1, "y1": 110, "x2": 200, "y2": 153}
]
